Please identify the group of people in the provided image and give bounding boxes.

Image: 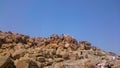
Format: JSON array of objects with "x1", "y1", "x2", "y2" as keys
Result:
[
  {"x1": 97, "y1": 63, "x2": 111, "y2": 68},
  {"x1": 96, "y1": 56, "x2": 116, "y2": 68}
]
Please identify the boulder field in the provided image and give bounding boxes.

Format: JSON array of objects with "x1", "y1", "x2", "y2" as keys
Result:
[{"x1": 0, "y1": 31, "x2": 120, "y2": 68}]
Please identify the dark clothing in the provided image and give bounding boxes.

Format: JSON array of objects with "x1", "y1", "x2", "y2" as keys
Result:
[{"x1": 107, "y1": 65, "x2": 111, "y2": 68}]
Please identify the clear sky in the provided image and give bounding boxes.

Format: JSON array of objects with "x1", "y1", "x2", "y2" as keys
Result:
[{"x1": 0, "y1": 0, "x2": 120, "y2": 54}]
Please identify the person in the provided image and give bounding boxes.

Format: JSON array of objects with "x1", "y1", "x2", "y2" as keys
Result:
[
  {"x1": 107, "y1": 65, "x2": 111, "y2": 68},
  {"x1": 80, "y1": 51, "x2": 83, "y2": 55},
  {"x1": 112, "y1": 56, "x2": 115, "y2": 61},
  {"x1": 97, "y1": 63, "x2": 102, "y2": 68},
  {"x1": 97, "y1": 63, "x2": 104, "y2": 68},
  {"x1": 85, "y1": 53, "x2": 88, "y2": 58}
]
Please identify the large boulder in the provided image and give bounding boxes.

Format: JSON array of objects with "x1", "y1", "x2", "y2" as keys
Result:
[
  {"x1": 16, "y1": 59, "x2": 40, "y2": 68},
  {"x1": 0, "y1": 56, "x2": 15, "y2": 68},
  {"x1": 12, "y1": 49, "x2": 26, "y2": 60}
]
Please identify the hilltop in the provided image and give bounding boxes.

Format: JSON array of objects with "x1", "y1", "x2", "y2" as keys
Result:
[{"x1": 0, "y1": 31, "x2": 120, "y2": 68}]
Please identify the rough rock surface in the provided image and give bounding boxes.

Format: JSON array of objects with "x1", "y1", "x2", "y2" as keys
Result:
[{"x1": 0, "y1": 31, "x2": 120, "y2": 68}]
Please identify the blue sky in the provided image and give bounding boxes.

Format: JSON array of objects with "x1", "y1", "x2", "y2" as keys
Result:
[{"x1": 0, "y1": 0, "x2": 120, "y2": 54}]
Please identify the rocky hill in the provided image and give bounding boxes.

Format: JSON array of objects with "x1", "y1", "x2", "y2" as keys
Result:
[{"x1": 0, "y1": 31, "x2": 120, "y2": 68}]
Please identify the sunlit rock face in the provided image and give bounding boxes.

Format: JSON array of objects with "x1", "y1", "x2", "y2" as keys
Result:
[{"x1": 0, "y1": 31, "x2": 120, "y2": 68}]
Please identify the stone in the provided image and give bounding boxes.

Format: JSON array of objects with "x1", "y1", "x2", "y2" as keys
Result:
[
  {"x1": 0, "y1": 31, "x2": 120, "y2": 68},
  {"x1": 69, "y1": 52, "x2": 78, "y2": 60},
  {"x1": 54, "y1": 58, "x2": 64, "y2": 62},
  {"x1": 16, "y1": 60, "x2": 39, "y2": 68},
  {"x1": 16, "y1": 60, "x2": 29, "y2": 68},
  {"x1": 0, "y1": 56, "x2": 15, "y2": 68},
  {"x1": 53, "y1": 62, "x2": 64, "y2": 68},
  {"x1": 84, "y1": 60, "x2": 96, "y2": 68},
  {"x1": 46, "y1": 58, "x2": 53, "y2": 63},
  {"x1": 63, "y1": 60, "x2": 84, "y2": 68},
  {"x1": 37, "y1": 57, "x2": 45, "y2": 62},
  {"x1": 62, "y1": 52, "x2": 69, "y2": 59},
  {"x1": 112, "y1": 65, "x2": 120, "y2": 68},
  {"x1": 64, "y1": 43, "x2": 70, "y2": 48},
  {"x1": 45, "y1": 62, "x2": 53, "y2": 66},
  {"x1": 0, "y1": 56, "x2": 10, "y2": 67},
  {"x1": 12, "y1": 49, "x2": 26, "y2": 59},
  {"x1": 5, "y1": 37, "x2": 13, "y2": 43},
  {"x1": 1, "y1": 44, "x2": 14, "y2": 49}
]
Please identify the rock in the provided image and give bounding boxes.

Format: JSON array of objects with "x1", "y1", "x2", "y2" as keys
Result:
[
  {"x1": 64, "y1": 43, "x2": 70, "y2": 48},
  {"x1": 53, "y1": 62, "x2": 64, "y2": 68},
  {"x1": 63, "y1": 62, "x2": 82, "y2": 68},
  {"x1": 78, "y1": 41, "x2": 92, "y2": 50},
  {"x1": 49, "y1": 49, "x2": 56, "y2": 56},
  {"x1": 0, "y1": 56, "x2": 15, "y2": 68},
  {"x1": 69, "y1": 52, "x2": 78, "y2": 60},
  {"x1": 14, "y1": 43, "x2": 25, "y2": 50},
  {"x1": 27, "y1": 38, "x2": 34, "y2": 43},
  {"x1": 12, "y1": 49, "x2": 26, "y2": 59},
  {"x1": 62, "y1": 51, "x2": 69, "y2": 60},
  {"x1": 46, "y1": 58, "x2": 53, "y2": 66},
  {"x1": 56, "y1": 48, "x2": 62, "y2": 58},
  {"x1": 62, "y1": 34, "x2": 77, "y2": 44},
  {"x1": 45, "y1": 62, "x2": 53, "y2": 66},
  {"x1": 16, "y1": 60, "x2": 29, "y2": 68},
  {"x1": 24, "y1": 44, "x2": 30, "y2": 49},
  {"x1": 112, "y1": 65, "x2": 120, "y2": 68},
  {"x1": 1, "y1": 44, "x2": 14, "y2": 49},
  {"x1": 0, "y1": 49, "x2": 3, "y2": 53},
  {"x1": 37, "y1": 57, "x2": 45, "y2": 62},
  {"x1": 0, "y1": 31, "x2": 120, "y2": 68},
  {"x1": 84, "y1": 60, "x2": 96, "y2": 68},
  {"x1": 47, "y1": 58, "x2": 53, "y2": 62},
  {"x1": 16, "y1": 59, "x2": 40, "y2": 68},
  {"x1": 63, "y1": 60, "x2": 84, "y2": 68},
  {"x1": 78, "y1": 55, "x2": 84, "y2": 59},
  {"x1": 50, "y1": 34, "x2": 59, "y2": 41},
  {"x1": 54, "y1": 58, "x2": 64, "y2": 62}
]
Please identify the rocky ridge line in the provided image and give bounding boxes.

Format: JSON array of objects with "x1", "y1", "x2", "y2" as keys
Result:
[{"x1": 0, "y1": 31, "x2": 120, "y2": 68}]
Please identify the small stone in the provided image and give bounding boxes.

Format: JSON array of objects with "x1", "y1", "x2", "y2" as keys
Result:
[
  {"x1": 37, "y1": 57, "x2": 45, "y2": 62},
  {"x1": 54, "y1": 58, "x2": 64, "y2": 62},
  {"x1": 64, "y1": 43, "x2": 70, "y2": 48},
  {"x1": 53, "y1": 62, "x2": 64, "y2": 68},
  {"x1": 69, "y1": 53, "x2": 78, "y2": 60}
]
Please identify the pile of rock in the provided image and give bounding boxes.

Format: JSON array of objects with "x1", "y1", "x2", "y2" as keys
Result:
[{"x1": 0, "y1": 31, "x2": 120, "y2": 68}]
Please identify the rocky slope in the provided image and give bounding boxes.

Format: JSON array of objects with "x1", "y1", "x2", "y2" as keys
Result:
[{"x1": 0, "y1": 31, "x2": 120, "y2": 68}]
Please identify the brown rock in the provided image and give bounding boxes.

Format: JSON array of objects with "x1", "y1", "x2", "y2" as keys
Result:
[
  {"x1": 0, "y1": 31, "x2": 120, "y2": 68},
  {"x1": 62, "y1": 52, "x2": 69, "y2": 60},
  {"x1": 0, "y1": 49, "x2": 3, "y2": 53},
  {"x1": 14, "y1": 43, "x2": 25, "y2": 50},
  {"x1": 53, "y1": 62, "x2": 64, "y2": 68},
  {"x1": 112, "y1": 65, "x2": 120, "y2": 68},
  {"x1": 12, "y1": 49, "x2": 26, "y2": 59},
  {"x1": 27, "y1": 38, "x2": 34, "y2": 43},
  {"x1": 78, "y1": 41, "x2": 92, "y2": 50},
  {"x1": 84, "y1": 60, "x2": 96, "y2": 68},
  {"x1": 16, "y1": 60, "x2": 29, "y2": 68},
  {"x1": 69, "y1": 52, "x2": 78, "y2": 60},
  {"x1": 37, "y1": 57, "x2": 45, "y2": 62},
  {"x1": 16, "y1": 59, "x2": 40, "y2": 68},
  {"x1": 1, "y1": 44, "x2": 14, "y2": 49},
  {"x1": 54, "y1": 58, "x2": 64, "y2": 62},
  {"x1": 45, "y1": 58, "x2": 53, "y2": 66},
  {"x1": 0, "y1": 56, "x2": 15, "y2": 68},
  {"x1": 64, "y1": 43, "x2": 70, "y2": 48},
  {"x1": 0, "y1": 56, "x2": 9, "y2": 67}
]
